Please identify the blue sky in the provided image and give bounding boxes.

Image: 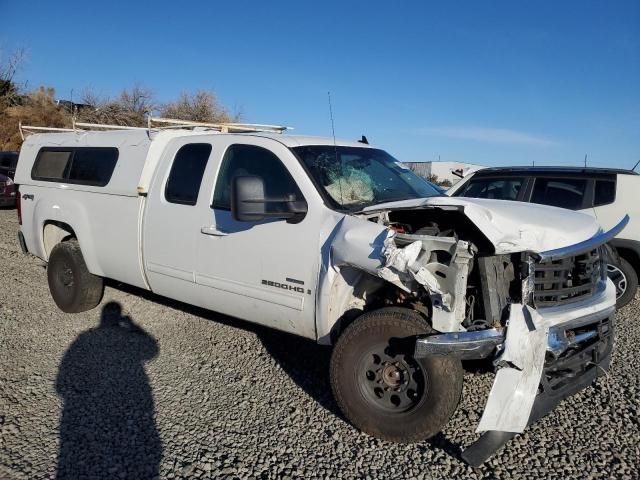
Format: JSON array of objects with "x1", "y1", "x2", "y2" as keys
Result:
[{"x1": 1, "y1": 1, "x2": 639, "y2": 168}]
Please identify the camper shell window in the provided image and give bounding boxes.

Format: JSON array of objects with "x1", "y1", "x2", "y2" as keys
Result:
[{"x1": 31, "y1": 147, "x2": 119, "y2": 187}]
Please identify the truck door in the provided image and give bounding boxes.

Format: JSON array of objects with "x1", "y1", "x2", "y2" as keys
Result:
[
  {"x1": 193, "y1": 138, "x2": 322, "y2": 339},
  {"x1": 143, "y1": 140, "x2": 214, "y2": 304}
]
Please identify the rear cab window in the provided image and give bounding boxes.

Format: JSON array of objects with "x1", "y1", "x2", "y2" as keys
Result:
[
  {"x1": 164, "y1": 143, "x2": 212, "y2": 205},
  {"x1": 455, "y1": 177, "x2": 525, "y2": 201},
  {"x1": 31, "y1": 147, "x2": 119, "y2": 187}
]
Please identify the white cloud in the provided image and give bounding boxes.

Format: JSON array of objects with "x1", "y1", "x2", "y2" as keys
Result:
[{"x1": 419, "y1": 126, "x2": 559, "y2": 146}]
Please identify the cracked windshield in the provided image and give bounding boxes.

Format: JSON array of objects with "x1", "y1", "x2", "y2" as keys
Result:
[{"x1": 294, "y1": 146, "x2": 441, "y2": 210}]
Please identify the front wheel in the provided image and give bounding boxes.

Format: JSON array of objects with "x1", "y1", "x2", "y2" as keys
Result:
[{"x1": 330, "y1": 307, "x2": 463, "y2": 442}]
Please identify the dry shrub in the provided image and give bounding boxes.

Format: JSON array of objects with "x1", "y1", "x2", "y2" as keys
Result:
[
  {"x1": 160, "y1": 90, "x2": 237, "y2": 123},
  {"x1": 0, "y1": 87, "x2": 71, "y2": 150},
  {"x1": 76, "y1": 85, "x2": 155, "y2": 127}
]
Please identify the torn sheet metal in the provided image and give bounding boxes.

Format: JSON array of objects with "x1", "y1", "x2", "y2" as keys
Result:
[
  {"x1": 329, "y1": 215, "x2": 392, "y2": 274},
  {"x1": 476, "y1": 304, "x2": 547, "y2": 433},
  {"x1": 378, "y1": 237, "x2": 474, "y2": 332}
]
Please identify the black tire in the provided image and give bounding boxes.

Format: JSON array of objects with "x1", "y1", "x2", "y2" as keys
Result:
[
  {"x1": 47, "y1": 240, "x2": 104, "y2": 313},
  {"x1": 608, "y1": 257, "x2": 638, "y2": 309},
  {"x1": 330, "y1": 307, "x2": 463, "y2": 442}
]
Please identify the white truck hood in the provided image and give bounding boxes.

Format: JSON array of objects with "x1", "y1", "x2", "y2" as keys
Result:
[{"x1": 362, "y1": 196, "x2": 600, "y2": 254}]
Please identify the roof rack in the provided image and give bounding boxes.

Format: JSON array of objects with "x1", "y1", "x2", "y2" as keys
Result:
[
  {"x1": 18, "y1": 121, "x2": 75, "y2": 140},
  {"x1": 19, "y1": 115, "x2": 290, "y2": 140},
  {"x1": 149, "y1": 116, "x2": 289, "y2": 134}
]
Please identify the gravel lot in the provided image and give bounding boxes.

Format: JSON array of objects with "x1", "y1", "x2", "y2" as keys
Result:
[{"x1": 0, "y1": 206, "x2": 639, "y2": 479}]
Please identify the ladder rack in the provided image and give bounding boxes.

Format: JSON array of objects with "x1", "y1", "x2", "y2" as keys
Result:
[{"x1": 18, "y1": 115, "x2": 290, "y2": 140}]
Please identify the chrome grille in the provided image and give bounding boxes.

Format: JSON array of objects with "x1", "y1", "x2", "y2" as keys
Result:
[{"x1": 533, "y1": 247, "x2": 604, "y2": 306}]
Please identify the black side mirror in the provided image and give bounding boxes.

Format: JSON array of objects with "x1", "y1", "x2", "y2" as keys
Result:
[{"x1": 231, "y1": 176, "x2": 307, "y2": 223}]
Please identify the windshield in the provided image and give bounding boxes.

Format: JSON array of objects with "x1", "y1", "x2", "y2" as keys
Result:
[{"x1": 293, "y1": 146, "x2": 441, "y2": 210}]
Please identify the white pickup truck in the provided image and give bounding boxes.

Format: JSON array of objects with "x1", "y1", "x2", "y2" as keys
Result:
[{"x1": 14, "y1": 120, "x2": 626, "y2": 465}]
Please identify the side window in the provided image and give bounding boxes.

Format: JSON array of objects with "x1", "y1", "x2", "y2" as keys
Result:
[
  {"x1": 32, "y1": 150, "x2": 72, "y2": 180},
  {"x1": 593, "y1": 179, "x2": 616, "y2": 207},
  {"x1": 31, "y1": 148, "x2": 118, "y2": 186},
  {"x1": 67, "y1": 149, "x2": 119, "y2": 186},
  {"x1": 165, "y1": 143, "x2": 212, "y2": 205},
  {"x1": 456, "y1": 177, "x2": 524, "y2": 201},
  {"x1": 531, "y1": 178, "x2": 587, "y2": 210},
  {"x1": 212, "y1": 144, "x2": 303, "y2": 211}
]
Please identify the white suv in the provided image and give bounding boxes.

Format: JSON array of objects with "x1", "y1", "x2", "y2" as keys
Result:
[{"x1": 449, "y1": 166, "x2": 640, "y2": 307}]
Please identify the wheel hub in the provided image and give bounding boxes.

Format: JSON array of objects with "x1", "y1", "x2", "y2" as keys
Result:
[
  {"x1": 360, "y1": 347, "x2": 426, "y2": 413},
  {"x1": 59, "y1": 264, "x2": 74, "y2": 288},
  {"x1": 382, "y1": 363, "x2": 405, "y2": 388}
]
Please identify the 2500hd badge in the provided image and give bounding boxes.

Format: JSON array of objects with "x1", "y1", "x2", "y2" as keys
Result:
[{"x1": 262, "y1": 279, "x2": 308, "y2": 294}]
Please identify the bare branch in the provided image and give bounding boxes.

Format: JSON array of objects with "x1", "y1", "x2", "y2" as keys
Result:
[{"x1": 160, "y1": 90, "x2": 234, "y2": 123}]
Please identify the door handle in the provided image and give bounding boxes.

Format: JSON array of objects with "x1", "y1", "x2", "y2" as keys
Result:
[{"x1": 200, "y1": 225, "x2": 228, "y2": 237}]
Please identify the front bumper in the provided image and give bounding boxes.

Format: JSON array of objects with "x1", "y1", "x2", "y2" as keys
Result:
[
  {"x1": 462, "y1": 312, "x2": 613, "y2": 466},
  {"x1": 414, "y1": 273, "x2": 616, "y2": 466}
]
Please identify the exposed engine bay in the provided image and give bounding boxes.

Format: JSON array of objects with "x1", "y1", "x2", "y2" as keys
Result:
[{"x1": 362, "y1": 206, "x2": 523, "y2": 334}]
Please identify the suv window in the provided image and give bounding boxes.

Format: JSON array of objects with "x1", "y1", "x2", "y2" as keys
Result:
[
  {"x1": 0, "y1": 153, "x2": 18, "y2": 173},
  {"x1": 165, "y1": 143, "x2": 212, "y2": 205},
  {"x1": 531, "y1": 178, "x2": 587, "y2": 210},
  {"x1": 32, "y1": 148, "x2": 118, "y2": 186},
  {"x1": 456, "y1": 177, "x2": 525, "y2": 201},
  {"x1": 212, "y1": 144, "x2": 303, "y2": 211},
  {"x1": 594, "y1": 179, "x2": 616, "y2": 207}
]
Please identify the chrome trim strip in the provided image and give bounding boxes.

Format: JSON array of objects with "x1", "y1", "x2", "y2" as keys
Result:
[
  {"x1": 538, "y1": 215, "x2": 629, "y2": 261},
  {"x1": 415, "y1": 328, "x2": 504, "y2": 359},
  {"x1": 546, "y1": 306, "x2": 614, "y2": 357}
]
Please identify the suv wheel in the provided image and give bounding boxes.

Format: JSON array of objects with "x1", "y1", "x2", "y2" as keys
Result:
[
  {"x1": 330, "y1": 307, "x2": 463, "y2": 442},
  {"x1": 47, "y1": 240, "x2": 104, "y2": 313},
  {"x1": 607, "y1": 257, "x2": 638, "y2": 309}
]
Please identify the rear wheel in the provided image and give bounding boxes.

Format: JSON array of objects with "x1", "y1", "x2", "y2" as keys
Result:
[
  {"x1": 47, "y1": 240, "x2": 104, "y2": 313},
  {"x1": 330, "y1": 307, "x2": 463, "y2": 442},
  {"x1": 607, "y1": 257, "x2": 638, "y2": 309}
]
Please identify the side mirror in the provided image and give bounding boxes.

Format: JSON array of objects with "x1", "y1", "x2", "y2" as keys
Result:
[{"x1": 231, "y1": 175, "x2": 307, "y2": 223}]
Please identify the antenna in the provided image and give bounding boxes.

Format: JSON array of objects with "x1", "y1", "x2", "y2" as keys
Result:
[
  {"x1": 328, "y1": 91, "x2": 337, "y2": 144},
  {"x1": 632, "y1": 159, "x2": 640, "y2": 172},
  {"x1": 327, "y1": 91, "x2": 343, "y2": 204}
]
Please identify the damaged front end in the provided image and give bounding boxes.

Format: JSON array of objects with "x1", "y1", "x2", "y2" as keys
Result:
[
  {"x1": 405, "y1": 214, "x2": 628, "y2": 466},
  {"x1": 324, "y1": 200, "x2": 627, "y2": 464}
]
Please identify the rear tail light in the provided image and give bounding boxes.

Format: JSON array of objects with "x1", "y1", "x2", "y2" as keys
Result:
[{"x1": 16, "y1": 188, "x2": 22, "y2": 225}]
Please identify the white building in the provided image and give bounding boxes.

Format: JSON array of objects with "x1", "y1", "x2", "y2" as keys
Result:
[{"x1": 404, "y1": 161, "x2": 484, "y2": 185}]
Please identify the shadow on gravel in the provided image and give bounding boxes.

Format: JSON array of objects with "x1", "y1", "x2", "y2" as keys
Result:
[
  {"x1": 55, "y1": 302, "x2": 161, "y2": 480},
  {"x1": 105, "y1": 280, "x2": 464, "y2": 460}
]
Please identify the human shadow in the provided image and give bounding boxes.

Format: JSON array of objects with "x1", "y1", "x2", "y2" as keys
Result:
[{"x1": 55, "y1": 302, "x2": 161, "y2": 479}]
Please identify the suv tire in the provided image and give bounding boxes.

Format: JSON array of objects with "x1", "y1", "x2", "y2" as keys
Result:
[
  {"x1": 330, "y1": 307, "x2": 463, "y2": 442},
  {"x1": 608, "y1": 257, "x2": 638, "y2": 309},
  {"x1": 47, "y1": 240, "x2": 104, "y2": 313}
]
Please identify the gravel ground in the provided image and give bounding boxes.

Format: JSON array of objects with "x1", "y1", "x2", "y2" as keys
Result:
[{"x1": 0, "y1": 206, "x2": 639, "y2": 479}]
